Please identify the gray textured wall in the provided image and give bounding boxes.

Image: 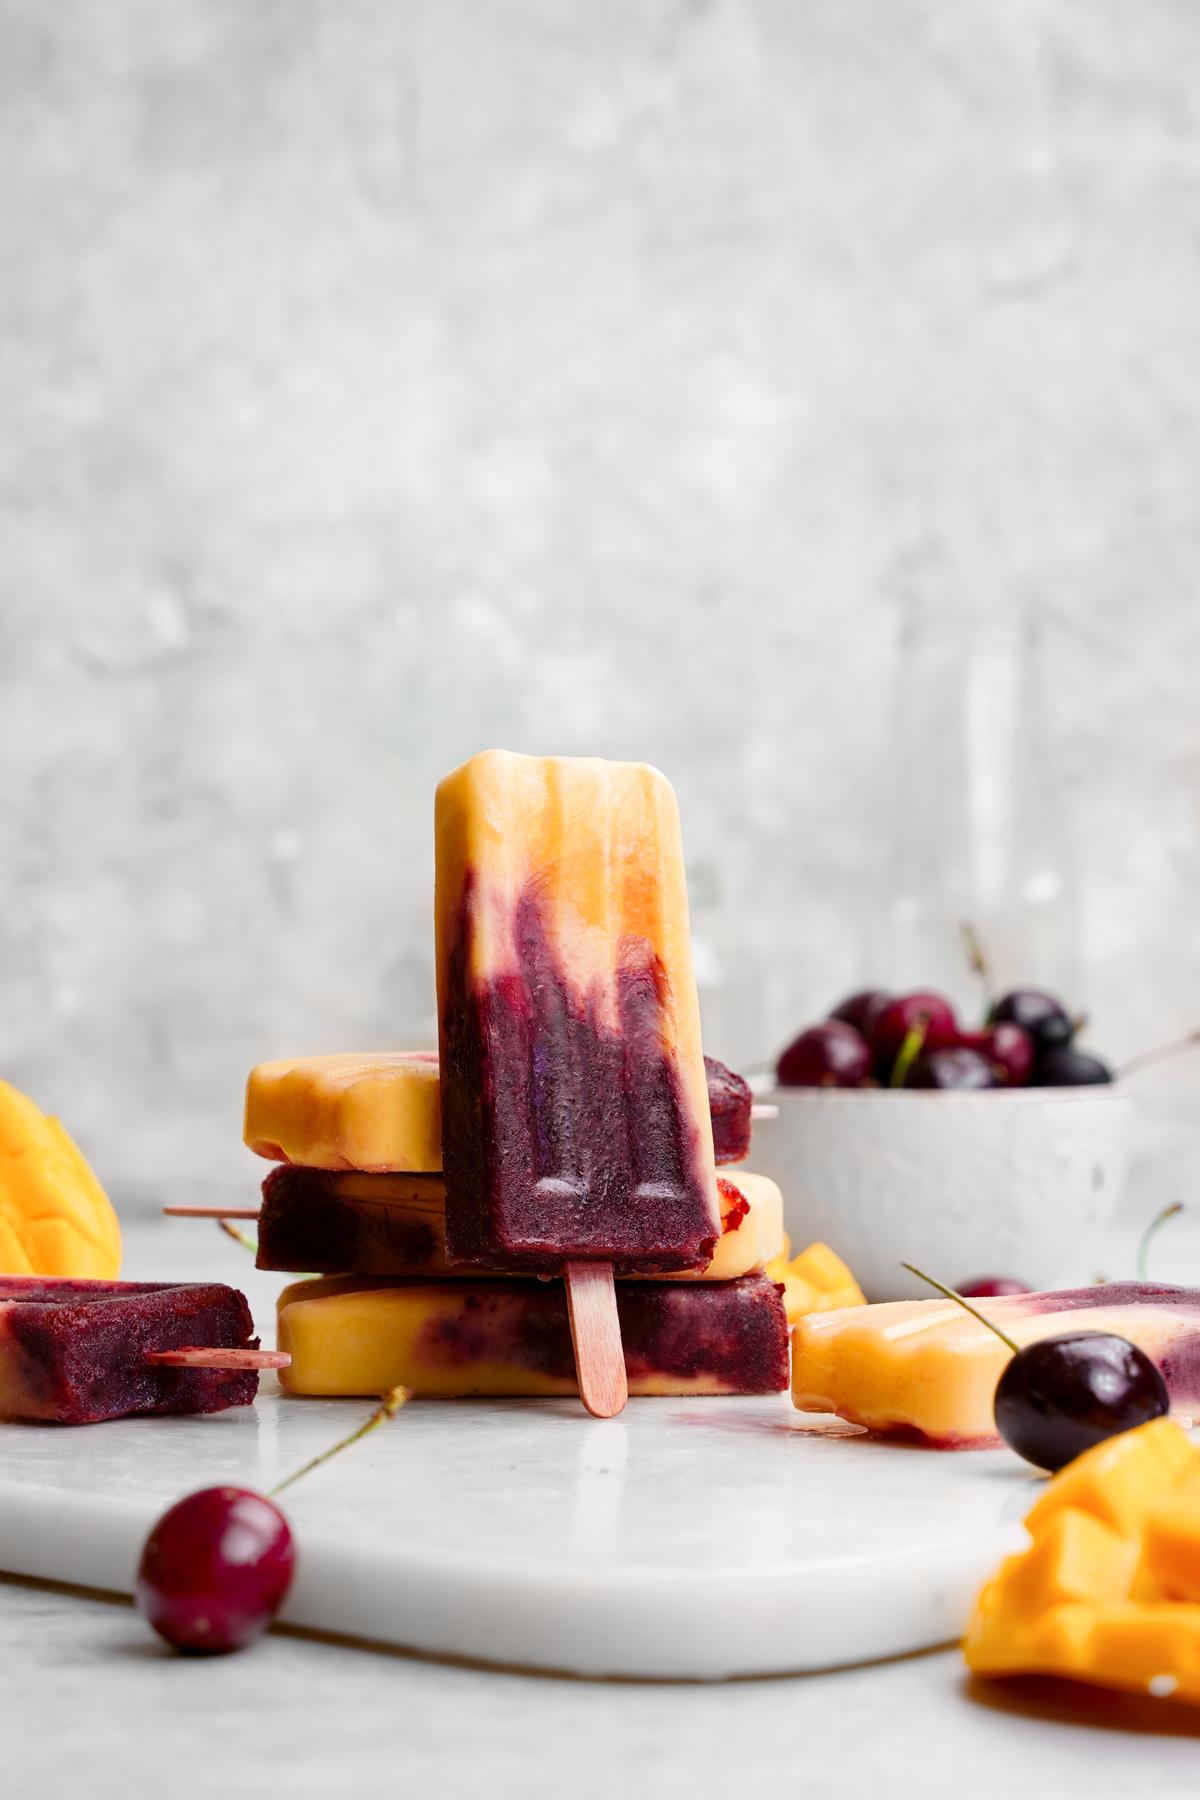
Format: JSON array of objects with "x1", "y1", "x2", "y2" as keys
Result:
[{"x1": 3, "y1": 1, "x2": 1198, "y2": 1189}]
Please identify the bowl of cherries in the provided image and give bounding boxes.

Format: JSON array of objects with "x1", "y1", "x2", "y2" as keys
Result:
[{"x1": 755, "y1": 986, "x2": 1132, "y2": 1301}]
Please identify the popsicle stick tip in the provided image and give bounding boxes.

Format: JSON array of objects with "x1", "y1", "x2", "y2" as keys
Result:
[
  {"x1": 564, "y1": 1261, "x2": 628, "y2": 1419},
  {"x1": 749, "y1": 1103, "x2": 779, "y2": 1121},
  {"x1": 162, "y1": 1206, "x2": 262, "y2": 1220},
  {"x1": 144, "y1": 1347, "x2": 292, "y2": 1371}
]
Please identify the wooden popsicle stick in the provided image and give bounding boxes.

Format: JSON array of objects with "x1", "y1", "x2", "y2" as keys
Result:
[
  {"x1": 144, "y1": 1347, "x2": 291, "y2": 1370},
  {"x1": 749, "y1": 1103, "x2": 779, "y2": 1121},
  {"x1": 162, "y1": 1206, "x2": 261, "y2": 1219},
  {"x1": 564, "y1": 1261, "x2": 628, "y2": 1419}
]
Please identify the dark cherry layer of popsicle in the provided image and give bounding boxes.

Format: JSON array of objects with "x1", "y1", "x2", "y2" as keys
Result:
[
  {"x1": 441, "y1": 887, "x2": 719, "y2": 1272},
  {"x1": 0, "y1": 1276, "x2": 261, "y2": 1424},
  {"x1": 424, "y1": 1271, "x2": 790, "y2": 1392},
  {"x1": 256, "y1": 1165, "x2": 450, "y2": 1276}
]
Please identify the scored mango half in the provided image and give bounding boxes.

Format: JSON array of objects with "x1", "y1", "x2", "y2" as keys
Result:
[
  {"x1": 764, "y1": 1234, "x2": 865, "y2": 1327},
  {"x1": 966, "y1": 1418, "x2": 1200, "y2": 1705},
  {"x1": 0, "y1": 1079, "x2": 121, "y2": 1279}
]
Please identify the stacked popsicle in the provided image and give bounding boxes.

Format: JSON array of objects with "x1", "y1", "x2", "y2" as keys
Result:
[
  {"x1": 247, "y1": 1052, "x2": 789, "y2": 1402},
  {"x1": 247, "y1": 751, "x2": 794, "y2": 1411}
]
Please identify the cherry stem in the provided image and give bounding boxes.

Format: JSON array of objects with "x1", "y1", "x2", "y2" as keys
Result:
[
  {"x1": 960, "y1": 920, "x2": 993, "y2": 1019},
  {"x1": 268, "y1": 1386, "x2": 411, "y2": 1500},
  {"x1": 218, "y1": 1218, "x2": 258, "y2": 1256},
  {"x1": 1136, "y1": 1202, "x2": 1184, "y2": 1283},
  {"x1": 1119, "y1": 1029, "x2": 1200, "y2": 1081},
  {"x1": 901, "y1": 1262, "x2": 1021, "y2": 1356},
  {"x1": 890, "y1": 1015, "x2": 928, "y2": 1089}
]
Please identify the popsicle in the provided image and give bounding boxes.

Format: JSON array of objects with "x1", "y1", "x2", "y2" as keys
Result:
[
  {"x1": 0, "y1": 1275, "x2": 274, "y2": 1424},
  {"x1": 250, "y1": 1166, "x2": 782, "y2": 1281},
  {"x1": 244, "y1": 1051, "x2": 442, "y2": 1174},
  {"x1": 244, "y1": 1050, "x2": 756, "y2": 1174},
  {"x1": 435, "y1": 751, "x2": 720, "y2": 1269},
  {"x1": 792, "y1": 1283, "x2": 1200, "y2": 1447},
  {"x1": 277, "y1": 1271, "x2": 789, "y2": 1399}
]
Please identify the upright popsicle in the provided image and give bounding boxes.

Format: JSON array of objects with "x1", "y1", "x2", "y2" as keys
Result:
[{"x1": 435, "y1": 751, "x2": 722, "y2": 1414}]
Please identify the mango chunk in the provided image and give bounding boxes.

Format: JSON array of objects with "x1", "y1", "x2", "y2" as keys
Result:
[
  {"x1": 764, "y1": 1235, "x2": 865, "y2": 1326},
  {"x1": 1144, "y1": 1471, "x2": 1200, "y2": 1602},
  {"x1": 1025, "y1": 1415, "x2": 1199, "y2": 1540},
  {"x1": 966, "y1": 1419, "x2": 1200, "y2": 1705},
  {"x1": 0, "y1": 1079, "x2": 121, "y2": 1279}
]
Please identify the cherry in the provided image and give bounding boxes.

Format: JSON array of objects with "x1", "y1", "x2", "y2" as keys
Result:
[
  {"x1": 958, "y1": 1276, "x2": 1032, "y2": 1298},
  {"x1": 993, "y1": 1333, "x2": 1169, "y2": 1472},
  {"x1": 136, "y1": 1487, "x2": 294, "y2": 1654},
  {"x1": 987, "y1": 989, "x2": 1073, "y2": 1054},
  {"x1": 136, "y1": 1385, "x2": 409, "y2": 1656},
  {"x1": 776, "y1": 1020, "x2": 871, "y2": 1088},
  {"x1": 870, "y1": 992, "x2": 957, "y2": 1079},
  {"x1": 956, "y1": 1023, "x2": 1034, "y2": 1087},
  {"x1": 1034, "y1": 1044, "x2": 1114, "y2": 1087},
  {"x1": 829, "y1": 989, "x2": 890, "y2": 1040},
  {"x1": 907, "y1": 1047, "x2": 998, "y2": 1090}
]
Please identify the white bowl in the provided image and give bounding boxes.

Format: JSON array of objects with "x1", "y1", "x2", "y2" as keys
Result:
[{"x1": 748, "y1": 1085, "x2": 1134, "y2": 1301}]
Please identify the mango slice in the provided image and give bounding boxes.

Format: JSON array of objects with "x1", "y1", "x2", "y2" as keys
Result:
[
  {"x1": 966, "y1": 1418, "x2": 1200, "y2": 1705},
  {"x1": 764, "y1": 1234, "x2": 865, "y2": 1326},
  {"x1": 0, "y1": 1079, "x2": 121, "y2": 1279}
]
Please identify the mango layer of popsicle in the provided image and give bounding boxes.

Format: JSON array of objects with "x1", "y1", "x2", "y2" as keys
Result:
[
  {"x1": 277, "y1": 1271, "x2": 789, "y2": 1398},
  {"x1": 435, "y1": 750, "x2": 721, "y2": 1272},
  {"x1": 255, "y1": 1166, "x2": 782, "y2": 1281},
  {"x1": 244, "y1": 1051, "x2": 442, "y2": 1173},
  {"x1": 245, "y1": 1050, "x2": 753, "y2": 1175}
]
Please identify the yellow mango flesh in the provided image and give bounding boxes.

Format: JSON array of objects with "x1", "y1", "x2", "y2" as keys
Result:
[
  {"x1": 0, "y1": 1080, "x2": 121, "y2": 1279},
  {"x1": 965, "y1": 1419, "x2": 1200, "y2": 1705},
  {"x1": 244, "y1": 1052, "x2": 442, "y2": 1173},
  {"x1": 765, "y1": 1235, "x2": 865, "y2": 1326}
]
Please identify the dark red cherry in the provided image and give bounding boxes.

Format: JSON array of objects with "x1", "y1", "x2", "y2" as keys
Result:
[
  {"x1": 829, "y1": 989, "x2": 890, "y2": 1040},
  {"x1": 907, "y1": 1047, "x2": 998, "y2": 1090},
  {"x1": 870, "y1": 992, "x2": 957, "y2": 1078},
  {"x1": 136, "y1": 1486, "x2": 295, "y2": 1654},
  {"x1": 993, "y1": 1332, "x2": 1169, "y2": 1472},
  {"x1": 958, "y1": 1276, "x2": 1032, "y2": 1298},
  {"x1": 987, "y1": 989, "x2": 1073, "y2": 1054},
  {"x1": 1034, "y1": 1045, "x2": 1114, "y2": 1087},
  {"x1": 777, "y1": 1021, "x2": 871, "y2": 1088},
  {"x1": 956, "y1": 1023, "x2": 1034, "y2": 1087}
]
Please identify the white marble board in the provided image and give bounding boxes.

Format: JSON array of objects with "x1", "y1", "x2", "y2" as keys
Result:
[{"x1": 0, "y1": 1386, "x2": 1036, "y2": 1678}]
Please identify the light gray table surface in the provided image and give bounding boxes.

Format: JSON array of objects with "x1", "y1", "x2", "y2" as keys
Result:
[{"x1": 4, "y1": 1208, "x2": 1200, "y2": 1799}]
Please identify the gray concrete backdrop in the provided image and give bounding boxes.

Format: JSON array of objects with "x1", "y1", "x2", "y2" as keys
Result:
[{"x1": 2, "y1": 1, "x2": 1198, "y2": 1189}]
